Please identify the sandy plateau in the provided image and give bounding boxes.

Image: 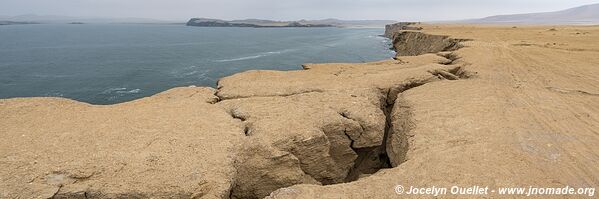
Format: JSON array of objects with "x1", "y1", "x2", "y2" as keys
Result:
[{"x1": 1, "y1": 24, "x2": 599, "y2": 198}]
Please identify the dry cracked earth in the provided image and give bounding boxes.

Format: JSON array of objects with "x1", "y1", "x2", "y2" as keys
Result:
[{"x1": 1, "y1": 24, "x2": 598, "y2": 198}]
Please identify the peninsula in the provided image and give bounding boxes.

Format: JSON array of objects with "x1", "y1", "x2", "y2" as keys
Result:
[{"x1": 186, "y1": 18, "x2": 396, "y2": 28}]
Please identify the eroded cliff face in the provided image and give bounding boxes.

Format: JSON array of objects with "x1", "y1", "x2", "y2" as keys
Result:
[
  {"x1": 391, "y1": 31, "x2": 469, "y2": 56},
  {"x1": 3, "y1": 24, "x2": 599, "y2": 199},
  {"x1": 384, "y1": 22, "x2": 469, "y2": 57},
  {"x1": 383, "y1": 22, "x2": 422, "y2": 38}
]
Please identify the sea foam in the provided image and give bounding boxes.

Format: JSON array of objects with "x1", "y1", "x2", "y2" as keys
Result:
[{"x1": 214, "y1": 49, "x2": 296, "y2": 62}]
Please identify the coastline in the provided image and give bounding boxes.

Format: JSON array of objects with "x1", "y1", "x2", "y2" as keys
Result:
[
  {"x1": 2, "y1": 23, "x2": 599, "y2": 198},
  {"x1": 0, "y1": 25, "x2": 391, "y2": 105}
]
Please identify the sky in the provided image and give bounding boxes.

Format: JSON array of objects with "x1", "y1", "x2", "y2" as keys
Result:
[{"x1": 1, "y1": 0, "x2": 598, "y2": 21}]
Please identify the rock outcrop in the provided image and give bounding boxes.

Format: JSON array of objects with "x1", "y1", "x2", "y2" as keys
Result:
[
  {"x1": 186, "y1": 18, "x2": 260, "y2": 27},
  {"x1": 390, "y1": 31, "x2": 467, "y2": 56},
  {"x1": 384, "y1": 23, "x2": 467, "y2": 57},
  {"x1": 0, "y1": 21, "x2": 38, "y2": 25},
  {"x1": 383, "y1": 22, "x2": 422, "y2": 38},
  {"x1": 0, "y1": 87, "x2": 243, "y2": 198},
  {"x1": 186, "y1": 18, "x2": 333, "y2": 28}
]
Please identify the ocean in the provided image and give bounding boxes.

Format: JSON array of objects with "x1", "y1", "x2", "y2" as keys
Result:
[{"x1": 0, "y1": 24, "x2": 395, "y2": 104}]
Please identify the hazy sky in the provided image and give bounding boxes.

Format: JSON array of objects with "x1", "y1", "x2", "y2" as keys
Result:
[{"x1": 1, "y1": 0, "x2": 598, "y2": 21}]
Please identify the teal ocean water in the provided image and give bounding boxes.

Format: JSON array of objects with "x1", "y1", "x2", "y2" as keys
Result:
[{"x1": 0, "y1": 24, "x2": 394, "y2": 104}]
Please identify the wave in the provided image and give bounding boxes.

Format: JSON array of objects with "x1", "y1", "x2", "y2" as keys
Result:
[
  {"x1": 43, "y1": 92, "x2": 64, "y2": 97},
  {"x1": 116, "y1": 89, "x2": 141, "y2": 94},
  {"x1": 102, "y1": 87, "x2": 141, "y2": 94},
  {"x1": 215, "y1": 55, "x2": 265, "y2": 62},
  {"x1": 214, "y1": 49, "x2": 296, "y2": 62},
  {"x1": 101, "y1": 87, "x2": 127, "y2": 94},
  {"x1": 170, "y1": 65, "x2": 209, "y2": 79}
]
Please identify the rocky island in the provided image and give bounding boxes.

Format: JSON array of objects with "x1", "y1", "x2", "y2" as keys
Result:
[
  {"x1": 186, "y1": 18, "x2": 334, "y2": 28},
  {"x1": 1, "y1": 22, "x2": 599, "y2": 198},
  {"x1": 186, "y1": 18, "x2": 397, "y2": 28},
  {"x1": 0, "y1": 21, "x2": 38, "y2": 25}
]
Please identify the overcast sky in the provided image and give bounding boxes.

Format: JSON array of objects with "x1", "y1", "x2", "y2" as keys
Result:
[{"x1": 1, "y1": 0, "x2": 598, "y2": 21}]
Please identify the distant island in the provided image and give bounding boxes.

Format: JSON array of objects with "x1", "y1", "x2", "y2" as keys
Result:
[
  {"x1": 186, "y1": 18, "x2": 396, "y2": 28},
  {"x1": 0, "y1": 21, "x2": 38, "y2": 25},
  {"x1": 186, "y1": 18, "x2": 333, "y2": 28}
]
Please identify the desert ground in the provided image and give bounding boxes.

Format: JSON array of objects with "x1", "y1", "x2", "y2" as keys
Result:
[{"x1": 1, "y1": 24, "x2": 598, "y2": 198}]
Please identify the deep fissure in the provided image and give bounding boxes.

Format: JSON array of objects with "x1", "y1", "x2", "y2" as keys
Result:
[
  {"x1": 222, "y1": 64, "x2": 473, "y2": 199},
  {"x1": 341, "y1": 79, "x2": 451, "y2": 183},
  {"x1": 343, "y1": 64, "x2": 474, "y2": 182},
  {"x1": 229, "y1": 109, "x2": 252, "y2": 136}
]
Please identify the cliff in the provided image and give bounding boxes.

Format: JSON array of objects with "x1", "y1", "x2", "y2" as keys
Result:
[
  {"x1": 384, "y1": 22, "x2": 465, "y2": 56},
  {"x1": 2, "y1": 24, "x2": 599, "y2": 198},
  {"x1": 383, "y1": 22, "x2": 422, "y2": 38}
]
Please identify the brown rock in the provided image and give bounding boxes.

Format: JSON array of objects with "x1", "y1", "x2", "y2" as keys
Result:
[{"x1": 0, "y1": 87, "x2": 244, "y2": 198}]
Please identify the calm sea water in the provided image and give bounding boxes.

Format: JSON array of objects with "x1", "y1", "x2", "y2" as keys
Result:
[{"x1": 0, "y1": 24, "x2": 394, "y2": 104}]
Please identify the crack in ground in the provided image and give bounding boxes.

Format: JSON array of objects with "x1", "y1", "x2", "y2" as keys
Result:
[
  {"x1": 546, "y1": 86, "x2": 599, "y2": 97},
  {"x1": 216, "y1": 89, "x2": 326, "y2": 101},
  {"x1": 380, "y1": 72, "x2": 469, "y2": 168},
  {"x1": 337, "y1": 112, "x2": 380, "y2": 182},
  {"x1": 228, "y1": 108, "x2": 253, "y2": 136},
  {"x1": 220, "y1": 76, "x2": 475, "y2": 198},
  {"x1": 339, "y1": 111, "x2": 366, "y2": 136},
  {"x1": 336, "y1": 75, "x2": 472, "y2": 183},
  {"x1": 221, "y1": 29, "x2": 476, "y2": 197},
  {"x1": 437, "y1": 52, "x2": 462, "y2": 65}
]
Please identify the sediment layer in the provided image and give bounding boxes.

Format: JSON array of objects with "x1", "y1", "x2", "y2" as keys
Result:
[
  {"x1": 383, "y1": 22, "x2": 421, "y2": 38},
  {"x1": 3, "y1": 23, "x2": 599, "y2": 199}
]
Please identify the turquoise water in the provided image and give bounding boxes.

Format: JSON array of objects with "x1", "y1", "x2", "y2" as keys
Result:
[{"x1": 0, "y1": 24, "x2": 394, "y2": 104}]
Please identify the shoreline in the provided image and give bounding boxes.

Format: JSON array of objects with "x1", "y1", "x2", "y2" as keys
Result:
[{"x1": 0, "y1": 25, "x2": 391, "y2": 105}]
